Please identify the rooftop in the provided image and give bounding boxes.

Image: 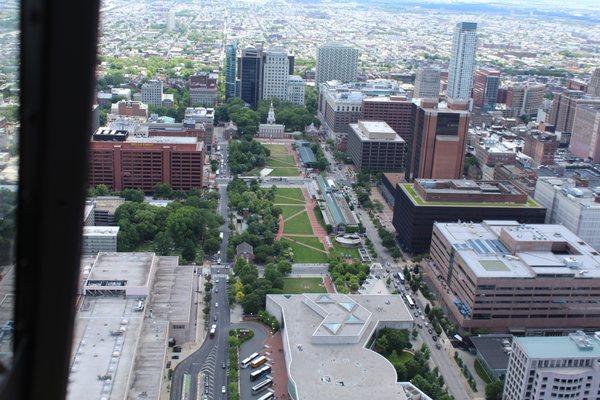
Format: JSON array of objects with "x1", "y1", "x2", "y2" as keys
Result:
[
  {"x1": 516, "y1": 332, "x2": 600, "y2": 359},
  {"x1": 537, "y1": 177, "x2": 600, "y2": 209},
  {"x1": 435, "y1": 221, "x2": 600, "y2": 279},
  {"x1": 87, "y1": 252, "x2": 155, "y2": 287},
  {"x1": 82, "y1": 226, "x2": 120, "y2": 237},
  {"x1": 267, "y1": 293, "x2": 416, "y2": 400},
  {"x1": 400, "y1": 181, "x2": 540, "y2": 208},
  {"x1": 470, "y1": 335, "x2": 513, "y2": 371},
  {"x1": 350, "y1": 121, "x2": 404, "y2": 142}
]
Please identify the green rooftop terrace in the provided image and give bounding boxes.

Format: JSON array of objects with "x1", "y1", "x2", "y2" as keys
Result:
[{"x1": 400, "y1": 183, "x2": 542, "y2": 208}]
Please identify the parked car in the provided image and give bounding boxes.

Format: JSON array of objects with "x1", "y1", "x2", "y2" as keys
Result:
[
  {"x1": 432, "y1": 335, "x2": 438, "y2": 342},
  {"x1": 428, "y1": 328, "x2": 433, "y2": 334},
  {"x1": 221, "y1": 386, "x2": 226, "y2": 394}
]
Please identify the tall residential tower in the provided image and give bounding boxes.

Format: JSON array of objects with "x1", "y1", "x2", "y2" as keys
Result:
[
  {"x1": 447, "y1": 22, "x2": 477, "y2": 101},
  {"x1": 316, "y1": 43, "x2": 359, "y2": 87},
  {"x1": 225, "y1": 43, "x2": 237, "y2": 100},
  {"x1": 413, "y1": 67, "x2": 441, "y2": 99}
]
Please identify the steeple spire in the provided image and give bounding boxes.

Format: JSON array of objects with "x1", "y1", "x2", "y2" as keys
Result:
[{"x1": 267, "y1": 101, "x2": 276, "y2": 124}]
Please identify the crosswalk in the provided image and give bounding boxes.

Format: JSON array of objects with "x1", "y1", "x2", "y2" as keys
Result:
[{"x1": 200, "y1": 345, "x2": 218, "y2": 399}]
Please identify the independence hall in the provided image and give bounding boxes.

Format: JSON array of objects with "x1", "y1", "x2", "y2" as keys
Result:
[{"x1": 88, "y1": 128, "x2": 204, "y2": 193}]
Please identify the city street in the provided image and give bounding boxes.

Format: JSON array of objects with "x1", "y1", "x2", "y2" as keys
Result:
[{"x1": 170, "y1": 137, "x2": 233, "y2": 400}]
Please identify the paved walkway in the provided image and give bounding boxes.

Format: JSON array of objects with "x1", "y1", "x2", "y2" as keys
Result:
[
  {"x1": 276, "y1": 215, "x2": 285, "y2": 240},
  {"x1": 264, "y1": 331, "x2": 290, "y2": 400},
  {"x1": 301, "y1": 188, "x2": 328, "y2": 249},
  {"x1": 280, "y1": 236, "x2": 328, "y2": 253},
  {"x1": 283, "y1": 208, "x2": 307, "y2": 222},
  {"x1": 323, "y1": 275, "x2": 336, "y2": 293}
]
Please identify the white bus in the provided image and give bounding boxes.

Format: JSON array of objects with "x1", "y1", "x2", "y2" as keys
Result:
[
  {"x1": 240, "y1": 352, "x2": 260, "y2": 369},
  {"x1": 251, "y1": 378, "x2": 273, "y2": 394},
  {"x1": 257, "y1": 391, "x2": 274, "y2": 400},
  {"x1": 250, "y1": 365, "x2": 271, "y2": 381},
  {"x1": 397, "y1": 272, "x2": 405, "y2": 284},
  {"x1": 405, "y1": 294, "x2": 415, "y2": 309}
]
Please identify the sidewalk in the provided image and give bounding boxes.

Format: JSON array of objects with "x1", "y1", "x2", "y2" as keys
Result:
[{"x1": 265, "y1": 331, "x2": 290, "y2": 399}]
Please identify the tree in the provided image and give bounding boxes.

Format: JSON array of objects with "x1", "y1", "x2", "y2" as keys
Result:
[
  {"x1": 241, "y1": 292, "x2": 262, "y2": 315},
  {"x1": 203, "y1": 237, "x2": 221, "y2": 255},
  {"x1": 94, "y1": 184, "x2": 111, "y2": 196},
  {"x1": 485, "y1": 380, "x2": 503, "y2": 400},
  {"x1": 424, "y1": 304, "x2": 431, "y2": 315},
  {"x1": 181, "y1": 239, "x2": 197, "y2": 264},
  {"x1": 153, "y1": 231, "x2": 173, "y2": 256},
  {"x1": 153, "y1": 182, "x2": 173, "y2": 199},
  {"x1": 122, "y1": 188, "x2": 145, "y2": 202}
]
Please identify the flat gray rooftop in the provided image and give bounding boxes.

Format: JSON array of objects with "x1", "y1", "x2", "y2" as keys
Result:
[
  {"x1": 68, "y1": 297, "x2": 144, "y2": 400},
  {"x1": 69, "y1": 256, "x2": 193, "y2": 400},
  {"x1": 268, "y1": 293, "x2": 414, "y2": 400},
  {"x1": 128, "y1": 257, "x2": 193, "y2": 399},
  {"x1": 88, "y1": 252, "x2": 154, "y2": 287},
  {"x1": 437, "y1": 221, "x2": 600, "y2": 279}
]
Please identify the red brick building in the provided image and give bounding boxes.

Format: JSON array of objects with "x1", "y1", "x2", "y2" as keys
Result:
[
  {"x1": 405, "y1": 99, "x2": 469, "y2": 181},
  {"x1": 522, "y1": 131, "x2": 558, "y2": 166},
  {"x1": 361, "y1": 96, "x2": 415, "y2": 144},
  {"x1": 88, "y1": 129, "x2": 204, "y2": 193}
]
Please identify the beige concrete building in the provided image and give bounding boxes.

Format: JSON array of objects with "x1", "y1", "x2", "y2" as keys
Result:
[
  {"x1": 570, "y1": 103, "x2": 600, "y2": 162},
  {"x1": 427, "y1": 220, "x2": 600, "y2": 333}
]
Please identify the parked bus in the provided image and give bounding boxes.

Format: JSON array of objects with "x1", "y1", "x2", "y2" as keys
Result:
[
  {"x1": 257, "y1": 391, "x2": 274, "y2": 400},
  {"x1": 240, "y1": 352, "x2": 260, "y2": 369},
  {"x1": 251, "y1": 378, "x2": 273, "y2": 394},
  {"x1": 405, "y1": 295, "x2": 415, "y2": 309},
  {"x1": 250, "y1": 355, "x2": 268, "y2": 368},
  {"x1": 397, "y1": 272, "x2": 405, "y2": 284},
  {"x1": 250, "y1": 365, "x2": 271, "y2": 381},
  {"x1": 209, "y1": 324, "x2": 216, "y2": 338}
]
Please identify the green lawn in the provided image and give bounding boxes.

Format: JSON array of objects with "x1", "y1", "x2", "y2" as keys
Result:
[
  {"x1": 285, "y1": 235, "x2": 325, "y2": 249},
  {"x1": 279, "y1": 205, "x2": 305, "y2": 219},
  {"x1": 281, "y1": 236, "x2": 329, "y2": 263},
  {"x1": 282, "y1": 277, "x2": 326, "y2": 294},
  {"x1": 474, "y1": 358, "x2": 493, "y2": 384},
  {"x1": 330, "y1": 243, "x2": 361, "y2": 260},
  {"x1": 269, "y1": 167, "x2": 301, "y2": 176},
  {"x1": 397, "y1": 350, "x2": 414, "y2": 364},
  {"x1": 264, "y1": 144, "x2": 289, "y2": 154},
  {"x1": 283, "y1": 211, "x2": 313, "y2": 234},
  {"x1": 274, "y1": 187, "x2": 305, "y2": 202}
]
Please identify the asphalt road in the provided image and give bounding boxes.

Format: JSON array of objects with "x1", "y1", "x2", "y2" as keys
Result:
[
  {"x1": 170, "y1": 139, "x2": 233, "y2": 400},
  {"x1": 170, "y1": 271, "x2": 231, "y2": 400}
]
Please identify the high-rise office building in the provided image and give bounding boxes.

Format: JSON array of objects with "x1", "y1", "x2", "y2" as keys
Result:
[
  {"x1": 504, "y1": 333, "x2": 600, "y2": 400},
  {"x1": 548, "y1": 90, "x2": 600, "y2": 133},
  {"x1": 473, "y1": 68, "x2": 500, "y2": 110},
  {"x1": 413, "y1": 67, "x2": 441, "y2": 99},
  {"x1": 534, "y1": 177, "x2": 600, "y2": 250},
  {"x1": 262, "y1": 47, "x2": 290, "y2": 101},
  {"x1": 506, "y1": 84, "x2": 545, "y2": 117},
  {"x1": 587, "y1": 67, "x2": 600, "y2": 97},
  {"x1": 405, "y1": 99, "x2": 469, "y2": 181},
  {"x1": 166, "y1": 9, "x2": 175, "y2": 32},
  {"x1": 189, "y1": 72, "x2": 217, "y2": 106},
  {"x1": 239, "y1": 44, "x2": 264, "y2": 109},
  {"x1": 571, "y1": 103, "x2": 600, "y2": 162},
  {"x1": 447, "y1": 22, "x2": 477, "y2": 101},
  {"x1": 347, "y1": 121, "x2": 405, "y2": 172},
  {"x1": 225, "y1": 43, "x2": 237, "y2": 100},
  {"x1": 140, "y1": 79, "x2": 163, "y2": 107},
  {"x1": 286, "y1": 75, "x2": 305, "y2": 105},
  {"x1": 361, "y1": 96, "x2": 415, "y2": 144},
  {"x1": 315, "y1": 43, "x2": 359, "y2": 87}
]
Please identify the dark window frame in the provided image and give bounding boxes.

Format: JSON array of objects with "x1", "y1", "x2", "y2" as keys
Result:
[{"x1": 0, "y1": 0, "x2": 100, "y2": 398}]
